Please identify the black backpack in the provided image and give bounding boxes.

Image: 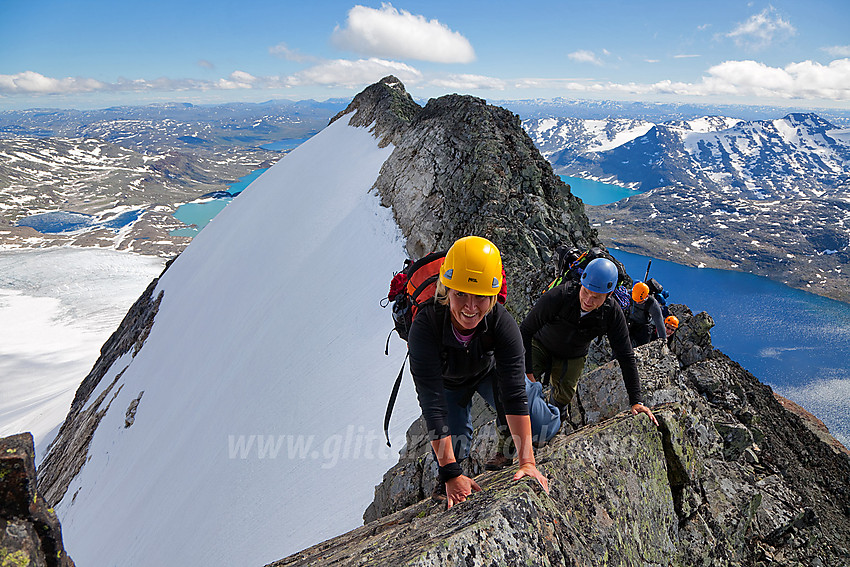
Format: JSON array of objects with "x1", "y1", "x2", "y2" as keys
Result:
[
  {"x1": 547, "y1": 245, "x2": 600, "y2": 290},
  {"x1": 646, "y1": 278, "x2": 670, "y2": 319}
]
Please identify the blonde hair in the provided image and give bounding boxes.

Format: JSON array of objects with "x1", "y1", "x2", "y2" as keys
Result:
[{"x1": 435, "y1": 280, "x2": 498, "y2": 314}]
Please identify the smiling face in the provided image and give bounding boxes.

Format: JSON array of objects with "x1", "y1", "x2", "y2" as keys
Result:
[
  {"x1": 579, "y1": 285, "x2": 608, "y2": 312},
  {"x1": 447, "y1": 289, "x2": 494, "y2": 331}
]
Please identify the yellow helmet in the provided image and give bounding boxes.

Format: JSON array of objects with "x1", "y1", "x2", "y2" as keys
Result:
[
  {"x1": 440, "y1": 236, "x2": 503, "y2": 296},
  {"x1": 665, "y1": 315, "x2": 679, "y2": 329},
  {"x1": 632, "y1": 281, "x2": 650, "y2": 302}
]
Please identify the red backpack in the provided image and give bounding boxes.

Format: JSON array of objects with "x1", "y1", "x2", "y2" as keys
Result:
[{"x1": 386, "y1": 251, "x2": 448, "y2": 343}]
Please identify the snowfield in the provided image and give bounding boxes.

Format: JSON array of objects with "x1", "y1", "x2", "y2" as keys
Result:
[{"x1": 49, "y1": 117, "x2": 423, "y2": 566}]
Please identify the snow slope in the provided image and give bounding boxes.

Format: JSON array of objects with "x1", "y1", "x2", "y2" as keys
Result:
[
  {"x1": 0, "y1": 248, "x2": 165, "y2": 458},
  {"x1": 53, "y1": 116, "x2": 422, "y2": 566}
]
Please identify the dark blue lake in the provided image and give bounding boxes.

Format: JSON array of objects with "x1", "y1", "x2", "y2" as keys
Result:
[
  {"x1": 610, "y1": 249, "x2": 850, "y2": 446},
  {"x1": 16, "y1": 209, "x2": 142, "y2": 233}
]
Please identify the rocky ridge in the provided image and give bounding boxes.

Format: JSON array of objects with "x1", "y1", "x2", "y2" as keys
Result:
[
  {"x1": 351, "y1": 76, "x2": 603, "y2": 316},
  {"x1": 278, "y1": 306, "x2": 850, "y2": 566}
]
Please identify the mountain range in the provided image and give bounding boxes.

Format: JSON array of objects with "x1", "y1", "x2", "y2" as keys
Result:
[
  {"x1": 524, "y1": 113, "x2": 850, "y2": 302},
  {"x1": 4, "y1": 77, "x2": 841, "y2": 567},
  {"x1": 0, "y1": 100, "x2": 346, "y2": 257}
]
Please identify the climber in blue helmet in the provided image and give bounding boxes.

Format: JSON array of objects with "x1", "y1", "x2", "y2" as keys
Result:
[{"x1": 520, "y1": 257, "x2": 658, "y2": 426}]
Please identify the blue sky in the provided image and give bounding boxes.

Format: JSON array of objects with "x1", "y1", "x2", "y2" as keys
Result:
[{"x1": 1, "y1": 0, "x2": 848, "y2": 110}]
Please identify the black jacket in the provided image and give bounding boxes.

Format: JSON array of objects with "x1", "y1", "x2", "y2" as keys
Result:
[
  {"x1": 519, "y1": 282, "x2": 643, "y2": 406},
  {"x1": 628, "y1": 294, "x2": 667, "y2": 340},
  {"x1": 408, "y1": 301, "x2": 528, "y2": 440}
]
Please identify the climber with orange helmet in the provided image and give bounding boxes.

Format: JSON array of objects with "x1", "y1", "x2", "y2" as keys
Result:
[
  {"x1": 627, "y1": 281, "x2": 667, "y2": 347},
  {"x1": 664, "y1": 315, "x2": 679, "y2": 338},
  {"x1": 408, "y1": 236, "x2": 550, "y2": 509},
  {"x1": 520, "y1": 256, "x2": 658, "y2": 427}
]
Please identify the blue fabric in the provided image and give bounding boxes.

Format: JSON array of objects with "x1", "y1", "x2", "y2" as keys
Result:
[
  {"x1": 442, "y1": 377, "x2": 561, "y2": 461},
  {"x1": 525, "y1": 378, "x2": 561, "y2": 443},
  {"x1": 442, "y1": 380, "x2": 498, "y2": 461}
]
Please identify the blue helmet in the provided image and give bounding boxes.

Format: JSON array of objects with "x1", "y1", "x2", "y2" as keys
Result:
[{"x1": 580, "y1": 258, "x2": 618, "y2": 294}]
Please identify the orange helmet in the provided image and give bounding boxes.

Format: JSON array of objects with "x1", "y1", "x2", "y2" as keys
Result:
[
  {"x1": 665, "y1": 315, "x2": 679, "y2": 329},
  {"x1": 632, "y1": 282, "x2": 650, "y2": 302}
]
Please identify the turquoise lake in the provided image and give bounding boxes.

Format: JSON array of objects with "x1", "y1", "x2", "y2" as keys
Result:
[
  {"x1": 170, "y1": 169, "x2": 268, "y2": 237},
  {"x1": 170, "y1": 137, "x2": 311, "y2": 236},
  {"x1": 560, "y1": 175, "x2": 641, "y2": 205}
]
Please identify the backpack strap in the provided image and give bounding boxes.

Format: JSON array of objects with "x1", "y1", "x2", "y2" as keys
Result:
[
  {"x1": 383, "y1": 303, "x2": 442, "y2": 447},
  {"x1": 384, "y1": 352, "x2": 408, "y2": 447}
]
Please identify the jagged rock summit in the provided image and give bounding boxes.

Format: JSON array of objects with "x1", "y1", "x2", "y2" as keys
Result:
[{"x1": 336, "y1": 75, "x2": 603, "y2": 316}]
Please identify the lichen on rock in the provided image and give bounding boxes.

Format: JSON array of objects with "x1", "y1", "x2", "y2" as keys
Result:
[{"x1": 0, "y1": 433, "x2": 75, "y2": 567}]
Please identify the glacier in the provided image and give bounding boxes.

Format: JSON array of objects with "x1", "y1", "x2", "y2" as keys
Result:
[{"x1": 0, "y1": 248, "x2": 165, "y2": 457}]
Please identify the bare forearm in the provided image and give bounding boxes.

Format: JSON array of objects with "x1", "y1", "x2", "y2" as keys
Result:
[
  {"x1": 430, "y1": 436, "x2": 456, "y2": 466},
  {"x1": 506, "y1": 414, "x2": 536, "y2": 467}
]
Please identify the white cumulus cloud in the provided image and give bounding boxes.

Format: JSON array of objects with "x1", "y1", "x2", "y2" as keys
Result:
[
  {"x1": 509, "y1": 58, "x2": 850, "y2": 103},
  {"x1": 331, "y1": 3, "x2": 475, "y2": 64},
  {"x1": 284, "y1": 58, "x2": 422, "y2": 88},
  {"x1": 568, "y1": 50, "x2": 603, "y2": 65},
  {"x1": 216, "y1": 70, "x2": 258, "y2": 90},
  {"x1": 726, "y1": 7, "x2": 796, "y2": 50},
  {"x1": 0, "y1": 71, "x2": 106, "y2": 94},
  {"x1": 701, "y1": 58, "x2": 850, "y2": 100},
  {"x1": 823, "y1": 45, "x2": 850, "y2": 57}
]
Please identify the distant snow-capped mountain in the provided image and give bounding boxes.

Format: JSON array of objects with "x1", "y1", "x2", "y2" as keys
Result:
[
  {"x1": 678, "y1": 113, "x2": 850, "y2": 199},
  {"x1": 525, "y1": 113, "x2": 850, "y2": 197}
]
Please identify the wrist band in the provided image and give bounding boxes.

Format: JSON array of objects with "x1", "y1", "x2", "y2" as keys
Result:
[{"x1": 438, "y1": 462, "x2": 463, "y2": 482}]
